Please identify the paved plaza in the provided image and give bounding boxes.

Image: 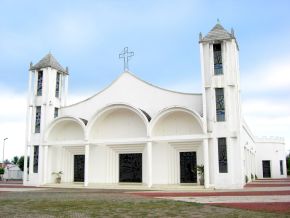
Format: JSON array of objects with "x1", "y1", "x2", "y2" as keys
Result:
[{"x1": 0, "y1": 178, "x2": 290, "y2": 215}]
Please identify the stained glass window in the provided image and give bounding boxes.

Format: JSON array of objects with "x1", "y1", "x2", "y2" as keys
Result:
[
  {"x1": 33, "y1": 145, "x2": 39, "y2": 173},
  {"x1": 218, "y1": 138, "x2": 228, "y2": 173},
  {"x1": 54, "y1": 108, "x2": 59, "y2": 118},
  {"x1": 55, "y1": 72, "x2": 60, "y2": 98},
  {"x1": 37, "y1": 71, "x2": 43, "y2": 96},
  {"x1": 215, "y1": 88, "x2": 225, "y2": 121},
  {"x1": 35, "y1": 106, "x2": 41, "y2": 133},
  {"x1": 213, "y1": 43, "x2": 223, "y2": 75}
]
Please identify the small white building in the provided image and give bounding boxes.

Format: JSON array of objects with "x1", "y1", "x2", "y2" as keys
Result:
[
  {"x1": 3, "y1": 164, "x2": 23, "y2": 180},
  {"x1": 23, "y1": 22, "x2": 287, "y2": 189}
]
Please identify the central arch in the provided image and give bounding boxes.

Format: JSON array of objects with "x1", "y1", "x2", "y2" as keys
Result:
[
  {"x1": 150, "y1": 107, "x2": 204, "y2": 136},
  {"x1": 87, "y1": 103, "x2": 149, "y2": 140}
]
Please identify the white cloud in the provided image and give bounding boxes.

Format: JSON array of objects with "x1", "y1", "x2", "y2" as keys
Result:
[
  {"x1": 241, "y1": 56, "x2": 290, "y2": 153},
  {"x1": 242, "y1": 56, "x2": 290, "y2": 92},
  {"x1": 0, "y1": 89, "x2": 26, "y2": 161},
  {"x1": 243, "y1": 99, "x2": 290, "y2": 117}
]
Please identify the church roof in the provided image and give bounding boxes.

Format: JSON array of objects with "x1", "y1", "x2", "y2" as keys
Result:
[
  {"x1": 30, "y1": 53, "x2": 67, "y2": 74},
  {"x1": 200, "y1": 22, "x2": 235, "y2": 42}
]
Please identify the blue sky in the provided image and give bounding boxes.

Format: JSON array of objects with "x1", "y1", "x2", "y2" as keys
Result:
[{"x1": 0, "y1": 0, "x2": 290, "y2": 159}]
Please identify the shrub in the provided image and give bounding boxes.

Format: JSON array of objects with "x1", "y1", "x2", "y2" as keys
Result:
[
  {"x1": 251, "y1": 174, "x2": 254, "y2": 180},
  {"x1": 0, "y1": 168, "x2": 4, "y2": 175},
  {"x1": 245, "y1": 175, "x2": 248, "y2": 183}
]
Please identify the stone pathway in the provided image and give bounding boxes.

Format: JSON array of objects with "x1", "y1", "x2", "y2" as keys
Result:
[{"x1": 132, "y1": 177, "x2": 290, "y2": 213}]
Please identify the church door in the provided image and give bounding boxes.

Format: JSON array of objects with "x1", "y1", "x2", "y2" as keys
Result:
[
  {"x1": 180, "y1": 152, "x2": 197, "y2": 183},
  {"x1": 262, "y1": 160, "x2": 271, "y2": 178},
  {"x1": 74, "y1": 155, "x2": 85, "y2": 182},
  {"x1": 119, "y1": 153, "x2": 142, "y2": 183}
]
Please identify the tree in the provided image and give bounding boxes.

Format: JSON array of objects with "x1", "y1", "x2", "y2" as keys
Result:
[
  {"x1": 11, "y1": 156, "x2": 19, "y2": 165},
  {"x1": 18, "y1": 156, "x2": 29, "y2": 172}
]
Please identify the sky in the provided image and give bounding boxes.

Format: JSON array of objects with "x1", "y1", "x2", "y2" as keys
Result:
[{"x1": 0, "y1": 0, "x2": 289, "y2": 160}]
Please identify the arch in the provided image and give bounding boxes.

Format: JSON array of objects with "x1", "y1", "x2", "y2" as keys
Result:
[
  {"x1": 87, "y1": 103, "x2": 148, "y2": 140},
  {"x1": 45, "y1": 116, "x2": 86, "y2": 142},
  {"x1": 150, "y1": 106, "x2": 204, "y2": 137}
]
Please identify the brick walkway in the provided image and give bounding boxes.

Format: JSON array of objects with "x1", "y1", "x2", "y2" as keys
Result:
[
  {"x1": 132, "y1": 177, "x2": 290, "y2": 213},
  {"x1": 1, "y1": 178, "x2": 290, "y2": 213}
]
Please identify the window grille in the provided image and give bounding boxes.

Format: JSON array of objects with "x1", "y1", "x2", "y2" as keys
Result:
[
  {"x1": 55, "y1": 72, "x2": 60, "y2": 98},
  {"x1": 218, "y1": 138, "x2": 228, "y2": 173},
  {"x1": 33, "y1": 145, "x2": 39, "y2": 173},
  {"x1": 213, "y1": 43, "x2": 223, "y2": 75},
  {"x1": 54, "y1": 108, "x2": 59, "y2": 118},
  {"x1": 35, "y1": 106, "x2": 41, "y2": 133},
  {"x1": 36, "y1": 71, "x2": 43, "y2": 96},
  {"x1": 215, "y1": 88, "x2": 225, "y2": 121}
]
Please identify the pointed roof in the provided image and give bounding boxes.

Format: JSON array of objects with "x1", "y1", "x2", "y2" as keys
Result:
[
  {"x1": 200, "y1": 22, "x2": 235, "y2": 42},
  {"x1": 30, "y1": 53, "x2": 67, "y2": 74}
]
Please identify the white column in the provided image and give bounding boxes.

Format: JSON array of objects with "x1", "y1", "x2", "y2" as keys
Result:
[
  {"x1": 147, "y1": 142, "x2": 152, "y2": 187},
  {"x1": 23, "y1": 145, "x2": 28, "y2": 184},
  {"x1": 38, "y1": 145, "x2": 44, "y2": 185},
  {"x1": 43, "y1": 145, "x2": 48, "y2": 184},
  {"x1": 84, "y1": 144, "x2": 90, "y2": 187},
  {"x1": 203, "y1": 139, "x2": 210, "y2": 188}
]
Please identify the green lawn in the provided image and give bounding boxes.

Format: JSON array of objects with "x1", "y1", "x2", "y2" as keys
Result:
[{"x1": 0, "y1": 189, "x2": 287, "y2": 217}]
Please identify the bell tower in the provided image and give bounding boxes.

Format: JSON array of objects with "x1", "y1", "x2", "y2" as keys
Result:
[
  {"x1": 199, "y1": 22, "x2": 243, "y2": 188},
  {"x1": 24, "y1": 53, "x2": 68, "y2": 184}
]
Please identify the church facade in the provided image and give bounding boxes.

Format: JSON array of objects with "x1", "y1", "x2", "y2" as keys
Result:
[{"x1": 23, "y1": 23, "x2": 287, "y2": 189}]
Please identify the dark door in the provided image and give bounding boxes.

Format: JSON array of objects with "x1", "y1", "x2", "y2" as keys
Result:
[
  {"x1": 74, "y1": 155, "x2": 85, "y2": 182},
  {"x1": 262, "y1": 160, "x2": 271, "y2": 178},
  {"x1": 119, "y1": 153, "x2": 142, "y2": 183},
  {"x1": 180, "y1": 152, "x2": 197, "y2": 183}
]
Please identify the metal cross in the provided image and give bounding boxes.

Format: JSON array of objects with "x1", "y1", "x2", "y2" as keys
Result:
[{"x1": 119, "y1": 47, "x2": 134, "y2": 71}]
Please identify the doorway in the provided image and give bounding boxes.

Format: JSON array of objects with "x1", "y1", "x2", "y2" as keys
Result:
[
  {"x1": 262, "y1": 160, "x2": 271, "y2": 178},
  {"x1": 74, "y1": 155, "x2": 85, "y2": 182},
  {"x1": 119, "y1": 153, "x2": 142, "y2": 183},
  {"x1": 180, "y1": 151, "x2": 197, "y2": 183}
]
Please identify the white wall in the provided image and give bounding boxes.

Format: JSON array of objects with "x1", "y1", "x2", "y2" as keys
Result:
[
  {"x1": 255, "y1": 138, "x2": 287, "y2": 179},
  {"x1": 61, "y1": 72, "x2": 203, "y2": 120}
]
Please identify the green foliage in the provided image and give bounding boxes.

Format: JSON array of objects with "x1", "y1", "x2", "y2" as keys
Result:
[
  {"x1": 52, "y1": 171, "x2": 63, "y2": 179},
  {"x1": 0, "y1": 168, "x2": 4, "y2": 175},
  {"x1": 255, "y1": 174, "x2": 258, "y2": 180},
  {"x1": 11, "y1": 156, "x2": 19, "y2": 164},
  {"x1": 287, "y1": 154, "x2": 290, "y2": 175},
  {"x1": 196, "y1": 165, "x2": 204, "y2": 176},
  {"x1": 17, "y1": 156, "x2": 29, "y2": 172},
  {"x1": 245, "y1": 175, "x2": 248, "y2": 183},
  {"x1": 251, "y1": 173, "x2": 254, "y2": 180}
]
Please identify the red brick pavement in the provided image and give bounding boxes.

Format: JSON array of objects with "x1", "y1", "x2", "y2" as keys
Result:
[
  {"x1": 132, "y1": 177, "x2": 290, "y2": 213},
  {"x1": 133, "y1": 190, "x2": 290, "y2": 198},
  {"x1": 209, "y1": 202, "x2": 290, "y2": 214}
]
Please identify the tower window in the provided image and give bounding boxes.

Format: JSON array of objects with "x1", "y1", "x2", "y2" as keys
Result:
[
  {"x1": 33, "y1": 145, "x2": 39, "y2": 173},
  {"x1": 55, "y1": 72, "x2": 61, "y2": 98},
  {"x1": 215, "y1": 88, "x2": 225, "y2": 121},
  {"x1": 36, "y1": 71, "x2": 43, "y2": 96},
  {"x1": 213, "y1": 43, "x2": 223, "y2": 75},
  {"x1": 218, "y1": 138, "x2": 228, "y2": 173},
  {"x1": 35, "y1": 106, "x2": 41, "y2": 133},
  {"x1": 54, "y1": 107, "x2": 59, "y2": 118}
]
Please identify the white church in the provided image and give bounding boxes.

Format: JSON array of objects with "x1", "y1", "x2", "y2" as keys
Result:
[{"x1": 23, "y1": 23, "x2": 287, "y2": 189}]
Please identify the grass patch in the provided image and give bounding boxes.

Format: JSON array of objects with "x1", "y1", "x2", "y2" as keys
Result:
[{"x1": 0, "y1": 189, "x2": 286, "y2": 217}]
